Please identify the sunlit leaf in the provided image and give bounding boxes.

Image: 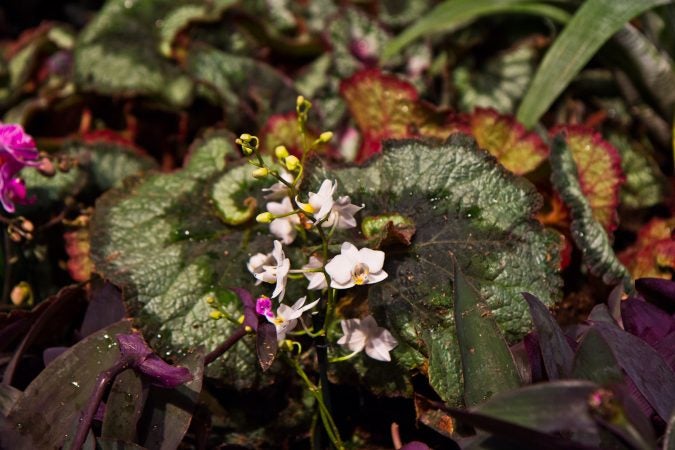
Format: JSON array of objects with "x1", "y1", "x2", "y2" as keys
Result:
[
  {"x1": 517, "y1": 0, "x2": 672, "y2": 127},
  {"x1": 469, "y1": 108, "x2": 548, "y2": 175},
  {"x1": 312, "y1": 135, "x2": 561, "y2": 404},
  {"x1": 549, "y1": 133, "x2": 629, "y2": 285},
  {"x1": 619, "y1": 217, "x2": 675, "y2": 279}
]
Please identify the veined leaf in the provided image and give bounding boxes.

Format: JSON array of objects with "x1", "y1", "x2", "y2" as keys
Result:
[
  {"x1": 619, "y1": 217, "x2": 675, "y2": 279},
  {"x1": 312, "y1": 135, "x2": 562, "y2": 404},
  {"x1": 549, "y1": 133, "x2": 629, "y2": 285},
  {"x1": 470, "y1": 108, "x2": 548, "y2": 175},
  {"x1": 90, "y1": 131, "x2": 266, "y2": 384},
  {"x1": 517, "y1": 0, "x2": 672, "y2": 128}
]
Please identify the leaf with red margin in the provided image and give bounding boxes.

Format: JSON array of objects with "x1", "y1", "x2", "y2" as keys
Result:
[
  {"x1": 259, "y1": 112, "x2": 318, "y2": 156},
  {"x1": 64, "y1": 226, "x2": 93, "y2": 282},
  {"x1": 469, "y1": 108, "x2": 548, "y2": 175},
  {"x1": 552, "y1": 126, "x2": 625, "y2": 233},
  {"x1": 340, "y1": 69, "x2": 419, "y2": 162},
  {"x1": 619, "y1": 217, "x2": 675, "y2": 279}
]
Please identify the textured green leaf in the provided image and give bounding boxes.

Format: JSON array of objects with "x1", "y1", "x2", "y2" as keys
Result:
[
  {"x1": 517, "y1": 0, "x2": 672, "y2": 128},
  {"x1": 211, "y1": 160, "x2": 269, "y2": 225},
  {"x1": 382, "y1": 0, "x2": 570, "y2": 62},
  {"x1": 313, "y1": 135, "x2": 562, "y2": 404},
  {"x1": 454, "y1": 42, "x2": 539, "y2": 114},
  {"x1": 549, "y1": 134, "x2": 630, "y2": 285},
  {"x1": 74, "y1": 0, "x2": 201, "y2": 107},
  {"x1": 1, "y1": 321, "x2": 132, "y2": 450},
  {"x1": 19, "y1": 137, "x2": 157, "y2": 213},
  {"x1": 186, "y1": 44, "x2": 296, "y2": 128},
  {"x1": 454, "y1": 265, "x2": 521, "y2": 406},
  {"x1": 90, "y1": 132, "x2": 264, "y2": 383},
  {"x1": 611, "y1": 135, "x2": 668, "y2": 210}
]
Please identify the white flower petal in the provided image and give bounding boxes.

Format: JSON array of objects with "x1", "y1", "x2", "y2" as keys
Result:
[
  {"x1": 325, "y1": 254, "x2": 355, "y2": 288},
  {"x1": 337, "y1": 319, "x2": 367, "y2": 352},
  {"x1": 359, "y1": 247, "x2": 385, "y2": 273},
  {"x1": 366, "y1": 269, "x2": 388, "y2": 284},
  {"x1": 340, "y1": 242, "x2": 360, "y2": 263}
]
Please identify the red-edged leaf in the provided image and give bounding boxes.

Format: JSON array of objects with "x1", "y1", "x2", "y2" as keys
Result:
[
  {"x1": 469, "y1": 108, "x2": 548, "y2": 175},
  {"x1": 64, "y1": 227, "x2": 93, "y2": 282},
  {"x1": 552, "y1": 126, "x2": 625, "y2": 232},
  {"x1": 619, "y1": 217, "x2": 675, "y2": 279},
  {"x1": 340, "y1": 69, "x2": 419, "y2": 162},
  {"x1": 260, "y1": 112, "x2": 319, "y2": 156}
]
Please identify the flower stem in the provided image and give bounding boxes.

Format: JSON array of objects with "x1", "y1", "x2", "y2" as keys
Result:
[
  {"x1": 328, "y1": 350, "x2": 361, "y2": 363},
  {"x1": 204, "y1": 325, "x2": 248, "y2": 365},
  {"x1": 287, "y1": 356, "x2": 344, "y2": 449}
]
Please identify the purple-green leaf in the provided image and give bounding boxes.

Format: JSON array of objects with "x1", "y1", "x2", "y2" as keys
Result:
[
  {"x1": 522, "y1": 292, "x2": 574, "y2": 379},
  {"x1": 101, "y1": 369, "x2": 145, "y2": 442},
  {"x1": 454, "y1": 264, "x2": 521, "y2": 407},
  {"x1": 256, "y1": 321, "x2": 278, "y2": 372}
]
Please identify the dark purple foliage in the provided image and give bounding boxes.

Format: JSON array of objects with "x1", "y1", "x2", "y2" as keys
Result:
[
  {"x1": 231, "y1": 287, "x2": 259, "y2": 331},
  {"x1": 116, "y1": 333, "x2": 192, "y2": 388},
  {"x1": 635, "y1": 278, "x2": 675, "y2": 314}
]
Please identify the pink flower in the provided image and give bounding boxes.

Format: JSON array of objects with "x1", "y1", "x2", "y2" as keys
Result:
[{"x1": 0, "y1": 123, "x2": 40, "y2": 213}]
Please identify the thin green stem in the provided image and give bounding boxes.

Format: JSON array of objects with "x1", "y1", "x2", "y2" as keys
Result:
[{"x1": 328, "y1": 350, "x2": 361, "y2": 363}]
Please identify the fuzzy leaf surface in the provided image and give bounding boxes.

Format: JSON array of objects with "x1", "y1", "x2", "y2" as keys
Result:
[
  {"x1": 313, "y1": 135, "x2": 562, "y2": 404},
  {"x1": 90, "y1": 132, "x2": 266, "y2": 384}
]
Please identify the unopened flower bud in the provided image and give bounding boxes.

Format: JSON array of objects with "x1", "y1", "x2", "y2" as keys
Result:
[
  {"x1": 19, "y1": 218, "x2": 34, "y2": 233},
  {"x1": 209, "y1": 311, "x2": 223, "y2": 320},
  {"x1": 256, "y1": 212, "x2": 275, "y2": 223},
  {"x1": 296, "y1": 96, "x2": 305, "y2": 108},
  {"x1": 317, "y1": 131, "x2": 333, "y2": 144},
  {"x1": 37, "y1": 157, "x2": 56, "y2": 177},
  {"x1": 237, "y1": 133, "x2": 259, "y2": 155},
  {"x1": 274, "y1": 145, "x2": 289, "y2": 159},
  {"x1": 10, "y1": 281, "x2": 33, "y2": 306},
  {"x1": 252, "y1": 167, "x2": 269, "y2": 179},
  {"x1": 285, "y1": 155, "x2": 300, "y2": 171}
]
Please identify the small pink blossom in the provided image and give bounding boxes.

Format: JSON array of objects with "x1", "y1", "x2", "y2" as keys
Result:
[{"x1": 0, "y1": 123, "x2": 41, "y2": 213}]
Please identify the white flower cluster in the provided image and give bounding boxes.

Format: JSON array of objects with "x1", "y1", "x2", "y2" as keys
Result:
[{"x1": 247, "y1": 177, "x2": 398, "y2": 362}]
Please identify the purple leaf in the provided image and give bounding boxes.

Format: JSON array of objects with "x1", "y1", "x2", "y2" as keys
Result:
[
  {"x1": 116, "y1": 333, "x2": 192, "y2": 388},
  {"x1": 79, "y1": 279, "x2": 126, "y2": 338},
  {"x1": 400, "y1": 442, "x2": 431, "y2": 450},
  {"x1": 231, "y1": 287, "x2": 259, "y2": 331},
  {"x1": 522, "y1": 292, "x2": 574, "y2": 380},
  {"x1": 635, "y1": 278, "x2": 675, "y2": 314},
  {"x1": 621, "y1": 297, "x2": 675, "y2": 348},
  {"x1": 256, "y1": 321, "x2": 278, "y2": 371},
  {"x1": 591, "y1": 321, "x2": 675, "y2": 421},
  {"x1": 42, "y1": 346, "x2": 68, "y2": 367}
]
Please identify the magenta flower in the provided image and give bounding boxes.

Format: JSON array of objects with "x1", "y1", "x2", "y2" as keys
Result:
[{"x1": 0, "y1": 123, "x2": 40, "y2": 213}]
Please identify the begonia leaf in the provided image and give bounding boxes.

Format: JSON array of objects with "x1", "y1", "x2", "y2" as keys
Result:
[
  {"x1": 260, "y1": 112, "x2": 318, "y2": 155},
  {"x1": 312, "y1": 135, "x2": 561, "y2": 405},
  {"x1": 469, "y1": 108, "x2": 548, "y2": 175},
  {"x1": 64, "y1": 227, "x2": 93, "y2": 282},
  {"x1": 0, "y1": 320, "x2": 133, "y2": 450},
  {"x1": 340, "y1": 69, "x2": 419, "y2": 162},
  {"x1": 610, "y1": 135, "x2": 668, "y2": 210},
  {"x1": 454, "y1": 40, "x2": 539, "y2": 115},
  {"x1": 522, "y1": 292, "x2": 574, "y2": 380},
  {"x1": 186, "y1": 44, "x2": 296, "y2": 128},
  {"x1": 549, "y1": 133, "x2": 629, "y2": 285},
  {"x1": 20, "y1": 135, "x2": 157, "y2": 212},
  {"x1": 211, "y1": 160, "x2": 268, "y2": 226},
  {"x1": 137, "y1": 348, "x2": 204, "y2": 450},
  {"x1": 454, "y1": 265, "x2": 521, "y2": 406},
  {"x1": 618, "y1": 217, "x2": 675, "y2": 279},
  {"x1": 553, "y1": 126, "x2": 625, "y2": 233},
  {"x1": 90, "y1": 132, "x2": 267, "y2": 384}
]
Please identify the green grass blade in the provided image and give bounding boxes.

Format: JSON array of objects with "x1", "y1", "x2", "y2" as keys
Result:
[
  {"x1": 381, "y1": 0, "x2": 570, "y2": 62},
  {"x1": 517, "y1": 0, "x2": 672, "y2": 128}
]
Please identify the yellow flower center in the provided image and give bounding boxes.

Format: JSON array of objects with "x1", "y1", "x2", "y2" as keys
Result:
[{"x1": 352, "y1": 263, "x2": 370, "y2": 285}]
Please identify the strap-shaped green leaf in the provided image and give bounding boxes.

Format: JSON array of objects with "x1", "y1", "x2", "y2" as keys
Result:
[{"x1": 517, "y1": 0, "x2": 672, "y2": 128}]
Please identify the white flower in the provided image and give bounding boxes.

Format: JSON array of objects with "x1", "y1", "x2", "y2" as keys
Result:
[
  {"x1": 255, "y1": 240, "x2": 291, "y2": 300},
  {"x1": 266, "y1": 197, "x2": 300, "y2": 244},
  {"x1": 324, "y1": 242, "x2": 387, "y2": 289},
  {"x1": 296, "y1": 179, "x2": 337, "y2": 222},
  {"x1": 264, "y1": 296, "x2": 320, "y2": 342},
  {"x1": 303, "y1": 255, "x2": 328, "y2": 290},
  {"x1": 323, "y1": 195, "x2": 363, "y2": 230},
  {"x1": 247, "y1": 252, "x2": 274, "y2": 285},
  {"x1": 337, "y1": 315, "x2": 398, "y2": 361},
  {"x1": 262, "y1": 170, "x2": 294, "y2": 200}
]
